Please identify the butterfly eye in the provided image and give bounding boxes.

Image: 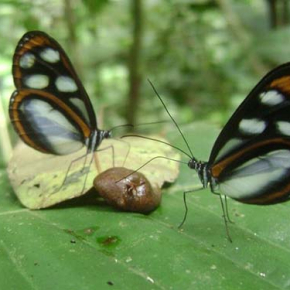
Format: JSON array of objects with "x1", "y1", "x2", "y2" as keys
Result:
[{"x1": 103, "y1": 131, "x2": 112, "y2": 139}]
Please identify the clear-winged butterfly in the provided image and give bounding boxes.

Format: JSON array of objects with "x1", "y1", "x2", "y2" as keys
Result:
[
  {"x1": 145, "y1": 64, "x2": 290, "y2": 240},
  {"x1": 9, "y1": 31, "x2": 111, "y2": 187}
]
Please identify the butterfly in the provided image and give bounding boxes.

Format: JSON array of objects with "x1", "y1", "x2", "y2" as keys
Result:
[
  {"x1": 146, "y1": 64, "x2": 290, "y2": 239},
  {"x1": 9, "y1": 31, "x2": 111, "y2": 161},
  {"x1": 185, "y1": 64, "x2": 290, "y2": 206}
]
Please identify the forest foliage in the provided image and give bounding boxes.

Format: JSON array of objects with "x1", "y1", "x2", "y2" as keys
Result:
[
  {"x1": 1, "y1": 2, "x2": 290, "y2": 288},
  {"x1": 0, "y1": 0, "x2": 290, "y2": 164}
]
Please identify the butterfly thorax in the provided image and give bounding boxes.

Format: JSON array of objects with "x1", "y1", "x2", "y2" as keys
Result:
[
  {"x1": 86, "y1": 129, "x2": 112, "y2": 153},
  {"x1": 188, "y1": 159, "x2": 210, "y2": 188}
]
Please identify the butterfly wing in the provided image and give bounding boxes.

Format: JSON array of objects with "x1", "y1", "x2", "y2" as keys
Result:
[
  {"x1": 10, "y1": 89, "x2": 92, "y2": 155},
  {"x1": 10, "y1": 31, "x2": 97, "y2": 155},
  {"x1": 208, "y1": 63, "x2": 290, "y2": 204}
]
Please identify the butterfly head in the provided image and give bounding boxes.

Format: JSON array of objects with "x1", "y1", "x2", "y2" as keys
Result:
[
  {"x1": 101, "y1": 130, "x2": 112, "y2": 140},
  {"x1": 188, "y1": 158, "x2": 209, "y2": 188}
]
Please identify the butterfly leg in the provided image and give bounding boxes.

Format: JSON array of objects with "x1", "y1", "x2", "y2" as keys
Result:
[
  {"x1": 77, "y1": 151, "x2": 95, "y2": 195},
  {"x1": 50, "y1": 151, "x2": 90, "y2": 194},
  {"x1": 224, "y1": 196, "x2": 234, "y2": 224},
  {"x1": 178, "y1": 190, "x2": 190, "y2": 229},
  {"x1": 80, "y1": 149, "x2": 90, "y2": 173},
  {"x1": 218, "y1": 194, "x2": 233, "y2": 243},
  {"x1": 67, "y1": 145, "x2": 116, "y2": 196},
  {"x1": 210, "y1": 182, "x2": 234, "y2": 224},
  {"x1": 111, "y1": 138, "x2": 131, "y2": 167},
  {"x1": 178, "y1": 186, "x2": 204, "y2": 229},
  {"x1": 62, "y1": 152, "x2": 90, "y2": 187},
  {"x1": 95, "y1": 145, "x2": 115, "y2": 167},
  {"x1": 64, "y1": 145, "x2": 116, "y2": 196}
]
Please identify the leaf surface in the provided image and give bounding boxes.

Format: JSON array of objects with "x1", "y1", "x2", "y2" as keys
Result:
[
  {"x1": 7, "y1": 136, "x2": 179, "y2": 209},
  {"x1": 1, "y1": 123, "x2": 290, "y2": 289}
]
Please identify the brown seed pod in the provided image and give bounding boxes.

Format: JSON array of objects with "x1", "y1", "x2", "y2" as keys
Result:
[{"x1": 93, "y1": 167, "x2": 161, "y2": 213}]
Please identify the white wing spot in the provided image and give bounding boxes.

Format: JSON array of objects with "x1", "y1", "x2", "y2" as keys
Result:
[
  {"x1": 56, "y1": 76, "x2": 78, "y2": 92},
  {"x1": 259, "y1": 90, "x2": 284, "y2": 106},
  {"x1": 40, "y1": 48, "x2": 60, "y2": 63},
  {"x1": 24, "y1": 74, "x2": 49, "y2": 89},
  {"x1": 239, "y1": 118, "x2": 266, "y2": 135},
  {"x1": 277, "y1": 121, "x2": 290, "y2": 136},
  {"x1": 19, "y1": 53, "x2": 35, "y2": 68}
]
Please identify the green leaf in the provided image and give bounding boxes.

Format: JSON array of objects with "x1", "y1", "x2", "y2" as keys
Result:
[{"x1": 2, "y1": 122, "x2": 290, "y2": 289}]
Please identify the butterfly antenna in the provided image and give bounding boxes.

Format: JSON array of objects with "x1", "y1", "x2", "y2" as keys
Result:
[
  {"x1": 148, "y1": 79, "x2": 195, "y2": 160},
  {"x1": 133, "y1": 120, "x2": 170, "y2": 126},
  {"x1": 116, "y1": 156, "x2": 188, "y2": 183},
  {"x1": 122, "y1": 134, "x2": 192, "y2": 159},
  {"x1": 110, "y1": 138, "x2": 132, "y2": 167},
  {"x1": 121, "y1": 139, "x2": 131, "y2": 167},
  {"x1": 110, "y1": 123, "x2": 134, "y2": 132},
  {"x1": 110, "y1": 120, "x2": 171, "y2": 133}
]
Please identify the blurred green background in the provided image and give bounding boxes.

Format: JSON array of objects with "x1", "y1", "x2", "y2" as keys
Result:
[
  {"x1": 1, "y1": 0, "x2": 290, "y2": 166},
  {"x1": 2, "y1": 2, "x2": 290, "y2": 288}
]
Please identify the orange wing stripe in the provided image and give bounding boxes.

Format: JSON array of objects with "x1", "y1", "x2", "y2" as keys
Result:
[
  {"x1": 11, "y1": 118, "x2": 47, "y2": 153},
  {"x1": 11, "y1": 90, "x2": 91, "y2": 142},
  {"x1": 13, "y1": 34, "x2": 59, "y2": 88},
  {"x1": 211, "y1": 138, "x2": 290, "y2": 178},
  {"x1": 212, "y1": 139, "x2": 290, "y2": 205},
  {"x1": 270, "y1": 76, "x2": 290, "y2": 94},
  {"x1": 241, "y1": 184, "x2": 290, "y2": 204}
]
